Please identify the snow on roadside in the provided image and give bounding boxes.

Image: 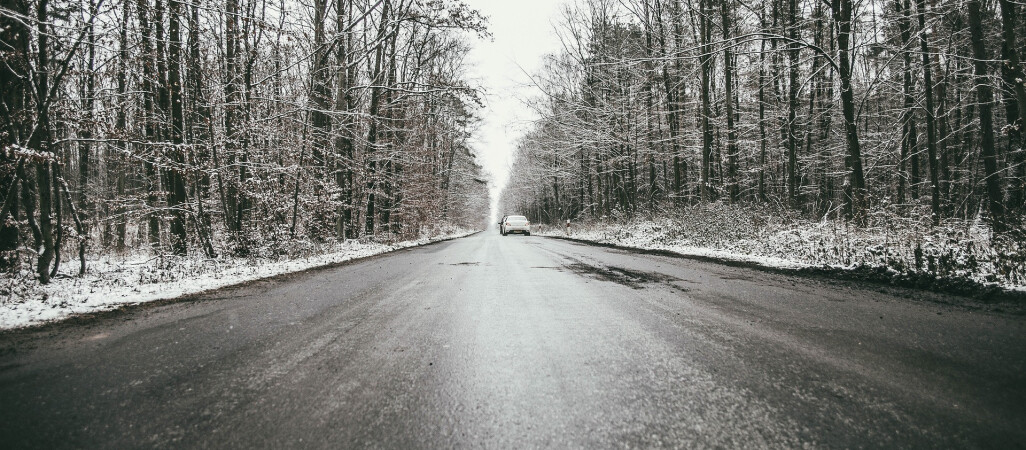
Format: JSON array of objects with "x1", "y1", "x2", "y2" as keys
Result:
[
  {"x1": 0, "y1": 228, "x2": 477, "y2": 330},
  {"x1": 535, "y1": 206, "x2": 1026, "y2": 294},
  {"x1": 537, "y1": 224, "x2": 810, "y2": 270}
]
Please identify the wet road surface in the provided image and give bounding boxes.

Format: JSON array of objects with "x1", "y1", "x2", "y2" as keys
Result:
[{"x1": 1, "y1": 232, "x2": 1024, "y2": 448}]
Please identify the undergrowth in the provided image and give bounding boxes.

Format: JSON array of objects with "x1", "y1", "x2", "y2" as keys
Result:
[{"x1": 555, "y1": 202, "x2": 1025, "y2": 295}]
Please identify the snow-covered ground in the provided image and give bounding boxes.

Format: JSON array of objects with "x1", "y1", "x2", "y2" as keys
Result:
[
  {"x1": 543, "y1": 224, "x2": 809, "y2": 270},
  {"x1": 535, "y1": 204, "x2": 1026, "y2": 294},
  {"x1": 0, "y1": 228, "x2": 478, "y2": 330}
]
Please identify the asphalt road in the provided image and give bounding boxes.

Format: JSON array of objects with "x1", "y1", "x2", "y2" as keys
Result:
[{"x1": 1, "y1": 232, "x2": 1024, "y2": 448}]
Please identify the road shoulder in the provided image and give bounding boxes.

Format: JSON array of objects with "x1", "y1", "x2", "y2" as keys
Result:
[{"x1": 540, "y1": 234, "x2": 1026, "y2": 315}]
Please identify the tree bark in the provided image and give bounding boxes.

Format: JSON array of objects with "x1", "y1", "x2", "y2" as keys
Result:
[
  {"x1": 309, "y1": 0, "x2": 332, "y2": 169},
  {"x1": 896, "y1": 0, "x2": 918, "y2": 203},
  {"x1": 832, "y1": 0, "x2": 867, "y2": 223},
  {"x1": 757, "y1": 1, "x2": 768, "y2": 202},
  {"x1": 223, "y1": 0, "x2": 240, "y2": 234},
  {"x1": 33, "y1": 0, "x2": 56, "y2": 283},
  {"x1": 914, "y1": 0, "x2": 941, "y2": 224},
  {"x1": 114, "y1": 0, "x2": 130, "y2": 251},
  {"x1": 364, "y1": 0, "x2": 392, "y2": 234},
  {"x1": 137, "y1": 0, "x2": 161, "y2": 249},
  {"x1": 335, "y1": 0, "x2": 357, "y2": 239},
  {"x1": 785, "y1": 0, "x2": 801, "y2": 207},
  {"x1": 967, "y1": 0, "x2": 1005, "y2": 231},
  {"x1": 166, "y1": 0, "x2": 188, "y2": 255},
  {"x1": 721, "y1": 0, "x2": 739, "y2": 203},
  {"x1": 998, "y1": 0, "x2": 1026, "y2": 213},
  {"x1": 76, "y1": 0, "x2": 96, "y2": 261},
  {"x1": 0, "y1": 0, "x2": 30, "y2": 270},
  {"x1": 699, "y1": 0, "x2": 714, "y2": 202},
  {"x1": 655, "y1": 0, "x2": 684, "y2": 204}
]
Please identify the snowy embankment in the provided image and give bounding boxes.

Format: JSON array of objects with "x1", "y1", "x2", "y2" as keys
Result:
[
  {"x1": 536, "y1": 203, "x2": 1026, "y2": 297},
  {"x1": 0, "y1": 227, "x2": 478, "y2": 330}
]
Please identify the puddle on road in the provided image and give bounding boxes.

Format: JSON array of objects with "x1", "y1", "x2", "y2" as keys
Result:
[
  {"x1": 445, "y1": 262, "x2": 488, "y2": 267},
  {"x1": 716, "y1": 273, "x2": 758, "y2": 282},
  {"x1": 557, "y1": 262, "x2": 690, "y2": 292},
  {"x1": 83, "y1": 332, "x2": 110, "y2": 341}
]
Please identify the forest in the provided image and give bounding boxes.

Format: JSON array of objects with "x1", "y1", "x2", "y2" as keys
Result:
[
  {"x1": 499, "y1": 0, "x2": 1026, "y2": 288},
  {"x1": 1, "y1": 0, "x2": 492, "y2": 285}
]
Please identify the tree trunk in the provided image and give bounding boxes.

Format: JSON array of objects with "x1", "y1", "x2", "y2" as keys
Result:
[
  {"x1": 310, "y1": 0, "x2": 331, "y2": 169},
  {"x1": 114, "y1": 0, "x2": 130, "y2": 251},
  {"x1": 166, "y1": 0, "x2": 188, "y2": 255},
  {"x1": 22, "y1": 170, "x2": 42, "y2": 252},
  {"x1": 188, "y1": 0, "x2": 215, "y2": 257},
  {"x1": 998, "y1": 0, "x2": 1026, "y2": 213},
  {"x1": 935, "y1": 54, "x2": 952, "y2": 212},
  {"x1": 76, "y1": 0, "x2": 96, "y2": 262},
  {"x1": 655, "y1": 0, "x2": 684, "y2": 205},
  {"x1": 364, "y1": 0, "x2": 392, "y2": 234},
  {"x1": 915, "y1": 0, "x2": 941, "y2": 224},
  {"x1": 378, "y1": 23, "x2": 400, "y2": 232},
  {"x1": 33, "y1": 0, "x2": 56, "y2": 283},
  {"x1": 832, "y1": 0, "x2": 867, "y2": 223},
  {"x1": 223, "y1": 0, "x2": 240, "y2": 233},
  {"x1": 786, "y1": 0, "x2": 801, "y2": 207},
  {"x1": 699, "y1": 0, "x2": 714, "y2": 202},
  {"x1": 758, "y1": 2, "x2": 768, "y2": 202},
  {"x1": 896, "y1": 0, "x2": 917, "y2": 203},
  {"x1": 967, "y1": 0, "x2": 1005, "y2": 231},
  {"x1": 0, "y1": 0, "x2": 30, "y2": 270},
  {"x1": 137, "y1": 0, "x2": 161, "y2": 249},
  {"x1": 721, "y1": 0, "x2": 739, "y2": 203},
  {"x1": 335, "y1": 0, "x2": 357, "y2": 239}
]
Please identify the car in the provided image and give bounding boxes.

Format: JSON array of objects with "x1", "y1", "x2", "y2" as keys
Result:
[{"x1": 499, "y1": 215, "x2": 531, "y2": 236}]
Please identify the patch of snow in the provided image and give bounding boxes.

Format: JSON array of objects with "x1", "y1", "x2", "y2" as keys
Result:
[
  {"x1": 543, "y1": 226, "x2": 809, "y2": 270},
  {"x1": 537, "y1": 203, "x2": 1026, "y2": 293},
  {"x1": 0, "y1": 229, "x2": 477, "y2": 330}
]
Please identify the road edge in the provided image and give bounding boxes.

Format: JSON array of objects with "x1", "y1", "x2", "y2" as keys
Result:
[
  {"x1": 0, "y1": 231, "x2": 481, "y2": 335},
  {"x1": 541, "y1": 234, "x2": 1026, "y2": 308}
]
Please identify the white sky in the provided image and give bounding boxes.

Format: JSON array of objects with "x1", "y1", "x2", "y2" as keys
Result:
[{"x1": 462, "y1": 0, "x2": 568, "y2": 217}]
